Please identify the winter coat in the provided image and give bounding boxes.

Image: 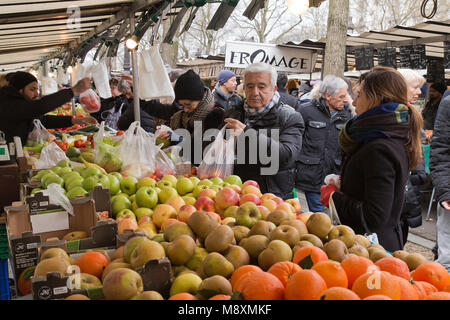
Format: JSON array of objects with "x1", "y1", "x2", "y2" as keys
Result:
[
  {"x1": 212, "y1": 84, "x2": 242, "y2": 111},
  {"x1": 91, "y1": 95, "x2": 128, "y2": 126},
  {"x1": 222, "y1": 101, "x2": 305, "y2": 199},
  {"x1": 332, "y1": 137, "x2": 410, "y2": 252},
  {"x1": 402, "y1": 159, "x2": 427, "y2": 228},
  {"x1": 117, "y1": 98, "x2": 155, "y2": 133},
  {"x1": 295, "y1": 97, "x2": 352, "y2": 193},
  {"x1": 277, "y1": 88, "x2": 300, "y2": 112},
  {"x1": 0, "y1": 85, "x2": 74, "y2": 145},
  {"x1": 430, "y1": 95, "x2": 450, "y2": 205}
]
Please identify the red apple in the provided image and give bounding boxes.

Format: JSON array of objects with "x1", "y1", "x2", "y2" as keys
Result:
[
  {"x1": 137, "y1": 216, "x2": 152, "y2": 225},
  {"x1": 207, "y1": 211, "x2": 221, "y2": 223},
  {"x1": 229, "y1": 184, "x2": 241, "y2": 194},
  {"x1": 194, "y1": 196, "x2": 216, "y2": 212},
  {"x1": 285, "y1": 199, "x2": 302, "y2": 214},
  {"x1": 261, "y1": 199, "x2": 277, "y2": 212},
  {"x1": 197, "y1": 189, "x2": 217, "y2": 200},
  {"x1": 241, "y1": 185, "x2": 262, "y2": 197},
  {"x1": 239, "y1": 193, "x2": 262, "y2": 206},
  {"x1": 161, "y1": 218, "x2": 179, "y2": 232},
  {"x1": 257, "y1": 205, "x2": 271, "y2": 220},
  {"x1": 273, "y1": 196, "x2": 283, "y2": 205},
  {"x1": 215, "y1": 187, "x2": 240, "y2": 210},
  {"x1": 261, "y1": 193, "x2": 277, "y2": 202},
  {"x1": 242, "y1": 180, "x2": 260, "y2": 190},
  {"x1": 178, "y1": 205, "x2": 196, "y2": 223}
]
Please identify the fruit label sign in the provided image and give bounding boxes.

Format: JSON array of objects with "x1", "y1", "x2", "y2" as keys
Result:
[
  {"x1": 9, "y1": 232, "x2": 40, "y2": 296},
  {"x1": 32, "y1": 272, "x2": 71, "y2": 300},
  {"x1": 25, "y1": 192, "x2": 63, "y2": 214}
]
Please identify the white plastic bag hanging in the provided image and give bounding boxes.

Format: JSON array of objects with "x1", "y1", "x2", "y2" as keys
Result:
[
  {"x1": 41, "y1": 76, "x2": 58, "y2": 95},
  {"x1": 138, "y1": 45, "x2": 175, "y2": 101},
  {"x1": 26, "y1": 119, "x2": 55, "y2": 146},
  {"x1": 91, "y1": 60, "x2": 112, "y2": 99},
  {"x1": 197, "y1": 126, "x2": 235, "y2": 179},
  {"x1": 35, "y1": 141, "x2": 70, "y2": 169},
  {"x1": 93, "y1": 121, "x2": 122, "y2": 172},
  {"x1": 57, "y1": 66, "x2": 70, "y2": 85}
]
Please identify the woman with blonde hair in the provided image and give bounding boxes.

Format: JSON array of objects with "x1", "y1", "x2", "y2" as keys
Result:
[
  {"x1": 321, "y1": 66, "x2": 423, "y2": 252},
  {"x1": 397, "y1": 68, "x2": 425, "y2": 105}
]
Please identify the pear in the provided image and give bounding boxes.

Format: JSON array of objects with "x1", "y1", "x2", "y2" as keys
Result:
[
  {"x1": 323, "y1": 239, "x2": 348, "y2": 262},
  {"x1": 164, "y1": 222, "x2": 195, "y2": 242},
  {"x1": 266, "y1": 210, "x2": 290, "y2": 226},
  {"x1": 204, "y1": 225, "x2": 235, "y2": 253},
  {"x1": 306, "y1": 212, "x2": 332, "y2": 239},
  {"x1": 248, "y1": 220, "x2": 276, "y2": 238},
  {"x1": 197, "y1": 275, "x2": 232, "y2": 299},
  {"x1": 167, "y1": 235, "x2": 196, "y2": 265},
  {"x1": 188, "y1": 210, "x2": 219, "y2": 240},
  {"x1": 348, "y1": 243, "x2": 370, "y2": 258},
  {"x1": 258, "y1": 240, "x2": 293, "y2": 270},
  {"x1": 392, "y1": 250, "x2": 410, "y2": 261},
  {"x1": 232, "y1": 225, "x2": 250, "y2": 244},
  {"x1": 223, "y1": 245, "x2": 250, "y2": 270},
  {"x1": 202, "y1": 252, "x2": 234, "y2": 278},
  {"x1": 300, "y1": 234, "x2": 324, "y2": 248},
  {"x1": 186, "y1": 247, "x2": 209, "y2": 271},
  {"x1": 404, "y1": 253, "x2": 428, "y2": 271},
  {"x1": 239, "y1": 235, "x2": 270, "y2": 260}
]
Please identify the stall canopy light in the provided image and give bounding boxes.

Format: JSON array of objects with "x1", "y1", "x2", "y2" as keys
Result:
[
  {"x1": 126, "y1": 35, "x2": 138, "y2": 50},
  {"x1": 287, "y1": 0, "x2": 309, "y2": 16}
]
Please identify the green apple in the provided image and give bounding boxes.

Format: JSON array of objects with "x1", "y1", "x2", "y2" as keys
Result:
[
  {"x1": 236, "y1": 202, "x2": 261, "y2": 228},
  {"x1": 113, "y1": 193, "x2": 130, "y2": 201},
  {"x1": 156, "y1": 180, "x2": 172, "y2": 190},
  {"x1": 66, "y1": 186, "x2": 88, "y2": 199},
  {"x1": 136, "y1": 187, "x2": 158, "y2": 209},
  {"x1": 107, "y1": 174, "x2": 121, "y2": 195},
  {"x1": 111, "y1": 195, "x2": 132, "y2": 217},
  {"x1": 97, "y1": 174, "x2": 110, "y2": 189},
  {"x1": 57, "y1": 159, "x2": 72, "y2": 168},
  {"x1": 62, "y1": 171, "x2": 81, "y2": 184},
  {"x1": 209, "y1": 177, "x2": 223, "y2": 185},
  {"x1": 51, "y1": 166, "x2": 64, "y2": 176},
  {"x1": 81, "y1": 167, "x2": 101, "y2": 178},
  {"x1": 109, "y1": 171, "x2": 123, "y2": 181},
  {"x1": 176, "y1": 177, "x2": 194, "y2": 196},
  {"x1": 129, "y1": 194, "x2": 136, "y2": 203},
  {"x1": 189, "y1": 176, "x2": 200, "y2": 187},
  {"x1": 158, "y1": 186, "x2": 178, "y2": 204},
  {"x1": 137, "y1": 177, "x2": 156, "y2": 190},
  {"x1": 198, "y1": 179, "x2": 213, "y2": 188},
  {"x1": 42, "y1": 175, "x2": 64, "y2": 189},
  {"x1": 192, "y1": 184, "x2": 210, "y2": 198},
  {"x1": 223, "y1": 175, "x2": 243, "y2": 187},
  {"x1": 66, "y1": 177, "x2": 84, "y2": 191},
  {"x1": 41, "y1": 172, "x2": 57, "y2": 186},
  {"x1": 161, "y1": 175, "x2": 177, "y2": 188},
  {"x1": 57, "y1": 167, "x2": 72, "y2": 177},
  {"x1": 72, "y1": 165, "x2": 87, "y2": 174},
  {"x1": 224, "y1": 205, "x2": 239, "y2": 218},
  {"x1": 182, "y1": 196, "x2": 196, "y2": 206},
  {"x1": 169, "y1": 272, "x2": 202, "y2": 297},
  {"x1": 120, "y1": 176, "x2": 138, "y2": 196},
  {"x1": 34, "y1": 169, "x2": 51, "y2": 181},
  {"x1": 81, "y1": 176, "x2": 101, "y2": 192},
  {"x1": 134, "y1": 208, "x2": 153, "y2": 221},
  {"x1": 116, "y1": 209, "x2": 136, "y2": 220},
  {"x1": 219, "y1": 182, "x2": 231, "y2": 189},
  {"x1": 30, "y1": 188, "x2": 43, "y2": 196}
]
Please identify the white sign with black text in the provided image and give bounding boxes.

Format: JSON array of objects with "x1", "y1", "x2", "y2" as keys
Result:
[{"x1": 225, "y1": 41, "x2": 317, "y2": 73}]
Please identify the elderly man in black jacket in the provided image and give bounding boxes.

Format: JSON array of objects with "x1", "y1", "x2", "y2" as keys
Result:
[
  {"x1": 223, "y1": 63, "x2": 305, "y2": 199},
  {"x1": 295, "y1": 75, "x2": 352, "y2": 212},
  {"x1": 0, "y1": 71, "x2": 97, "y2": 145},
  {"x1": 430, "y1": 93, "x2": 450, "y2": 271}
]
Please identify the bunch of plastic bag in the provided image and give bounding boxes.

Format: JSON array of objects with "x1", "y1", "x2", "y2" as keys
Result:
[
  {"x1": 26, "y1": 119, "x2": 55, "y2": 147},
  {"x1": 93, "y1": 122, "x2": 122, "y2": 173},
  {"x1": 79, "y1": 88, "x2": 101, "y2": 113},
  {"x1": 197, "y1": 126, "x2": 235, "y2": 179},
  {"x1": 154, "y1": 146, "x2": 177, "y2": 180},
  {"x1": 35, "y1": 142, "x2": 70, "y2": 169},
  {"x1": 47, "y1": 183, "x2": 74, "y2": 216},
  {"x1": 118, "y1": 121, "x2": 157, "y2": 179}
]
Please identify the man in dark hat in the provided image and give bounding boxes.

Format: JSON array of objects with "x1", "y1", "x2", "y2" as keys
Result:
[
  {"x1": 0, "y1": 71, "x2": 97, "y2": 145},
  {"x1": 423, "y1": 82, "x2": 447, "y2": 130},
  {"x1": 212, "y1": 69, "x2": 242, "y2": 111}
]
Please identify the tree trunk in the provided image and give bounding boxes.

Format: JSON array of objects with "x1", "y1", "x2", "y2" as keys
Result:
[{"x1": 322, "y1": 0, "x2": 349, "y2": 78}]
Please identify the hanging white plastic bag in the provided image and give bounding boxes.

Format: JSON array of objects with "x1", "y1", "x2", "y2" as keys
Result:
[
  {"x1": 79, "y1": 88, "x2": 101, "y2": 113},
  {"x1": 119, "y1": 121, "x2": 157, "y2": 179},
  {"x1": 26, "y1": 119, "x2": 55, "y2": 147},
  {"x1": 197, "y1": 126, "x2": 235, "y2": 179},
  {"x1": 93, "y1": 121, "x2": 122, "y2": 172},
  {"x1": 138, "y1": 45, "x2": 175, "y2": 101},
  {"x1": 91, "y1": 60, "x2": 112, "y2": 99},
  {"x1": 35, "y1": 141, "x2": 70, "y2": 169},
  {"x1": 41, "y1": 76, "x2": 58, "y2": 95},
  {"x1": 154, "y1": 146, "x2": 177, "y2": 180},
  {"x1": 57, "y1": 66, "x2": 70, "y2": 85},
  {"x1": 47, "y1": 183, "x2": 74, "y2": 216}
]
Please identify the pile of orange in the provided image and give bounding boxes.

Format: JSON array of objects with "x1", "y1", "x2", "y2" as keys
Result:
[{"x1": 227, "y1": 247, "x2": 450, "y2": 300}]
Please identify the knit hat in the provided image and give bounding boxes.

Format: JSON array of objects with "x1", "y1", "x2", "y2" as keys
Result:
[
  {"x1": 431, "y1": 82, "x2": 447, "y2": 95},
  {"x1": 9, "y1": 71, "x2": 38, "y2": 91},
  {"x1": 218, "y1": 70, "x2": 236, "y2": 85},
  {"x1": 174, "y1": 69, "x2": 205, "y2": 101}
]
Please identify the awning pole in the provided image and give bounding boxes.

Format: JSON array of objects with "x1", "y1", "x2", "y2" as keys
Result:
[{"x1": 129, "y1": 12, "x2": 140, "y2": 124}]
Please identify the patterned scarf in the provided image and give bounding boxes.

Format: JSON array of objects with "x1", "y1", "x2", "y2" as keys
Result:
[
  {"x1": 170, "y1": 87, "x2": 214, "y2": 133},
  {"x1": 244, "y1": 91, "x2": 280, "y2": 117},
  {"x1": 339, "y1": 102, "x2": 410, "y2": 153}
]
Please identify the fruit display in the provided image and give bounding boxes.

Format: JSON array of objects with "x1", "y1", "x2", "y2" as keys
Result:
[{"x1": 27, "y1": 167, "x2": 450, "y2": 300}]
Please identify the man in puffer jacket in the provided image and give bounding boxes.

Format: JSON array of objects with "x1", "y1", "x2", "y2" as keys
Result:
[
  {"x1": 430, "y1": 93, "x2": 450, "y2": 271},
  {"x1": 213, "y1": 70, "x2": 242, "y2": 111}
]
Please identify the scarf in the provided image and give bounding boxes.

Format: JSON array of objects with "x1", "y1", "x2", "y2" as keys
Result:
[
  {"x1": 338, "y1": 102, "x2": 410, "y2": 153},
  {"x1": 244, "y1": 90, "x2": 280, "y2": 117},
  {"x1": 170, "y1": 87, "x2": 214, "y2": 133}
]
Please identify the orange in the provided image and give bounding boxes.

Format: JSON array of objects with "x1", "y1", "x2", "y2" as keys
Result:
[
  {"x1": 209, "y1": 294, "x2": 231, "y2": 300},
  {"x1": 233, "y1": 271, "x2": 285, "y2": 300},
  {"x1": 312, "y1": 260, "x2": 348, "y2": 288},
  {"x1": 423, "y1": 292, "x2": 450, "y2": 300},
  {"x1": 169, "y1": 293, "x2": 198, "y2": 300},
  {"x1": 363, "y1": 295, "x2": 392, "y2": 300},
  {"x1": 341, "y1": 255, "x2": 377, "y2": 289},
  {"x1": 351, "y1": 270, "x2": 401, "y2": 300},
  {"x1": 285, "y1": 269, "x2": 327, "y2": 300},
  {"x1": 375, "y1": 257, "x2": 411, "y2": 280},
  {"x1": 443, "y1": 284, "x2": 450, "y2": 293},
  {"x1": 318, "y1": 287, "x2": 360, "y2": 300},
  {"x1": 391, "y1": 275, "x2": 419, "y2": 300},
  {"x1": 411, "y1": 262, "x2": 450, "y2": 291},
  {"x1": 75, "y1": 251, "x2": 109, "y2": 279},
  {"x1": 230, "y1": 265, "x2": 263, "y2": 290},
  {"x1": 292, "y1": 246, "x2": 328, "y2": 267},
  {"x1": 411, "y1": 280, "x2": 438, "y2": 299},
  {"x1": 267, "y1": 261, "x2": 302, "y2": 288}
]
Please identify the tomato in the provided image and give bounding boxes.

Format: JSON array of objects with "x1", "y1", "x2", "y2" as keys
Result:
[
  {"x1": 116, "y1": 130, "x2": 125, "y2": 136},
  {"x1": 55, "y1": 140, "x2": 68, "y2": 152},
  {"x1": 74, "y1": 139, "x2": 87, "y2": 148}
]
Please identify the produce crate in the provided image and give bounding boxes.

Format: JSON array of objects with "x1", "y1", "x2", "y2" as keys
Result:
[
  {"x1": 0, "y1": 259, "x2": 10, "y2": 300},
  {"x1": 0, "y1": 223, "x2": 8, "y2": 260}
]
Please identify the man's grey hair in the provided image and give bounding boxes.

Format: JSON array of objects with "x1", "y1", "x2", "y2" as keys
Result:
[
  {"x1": 243, "y1": 62, "x2": 277, "y2": 90},
  {"x1": 319, "y1": 75, "x2": 348, "y2": 98}
]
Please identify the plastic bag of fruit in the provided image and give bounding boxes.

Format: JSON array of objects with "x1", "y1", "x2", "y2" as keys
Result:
[
  {"x1": 197, "y1": 126, "x2": 235, "y2": 179},
  {"x1": 118, "y1": 121, "x2": 157, "y2": 179},
  {"x1": 25, "y1": 119, "x2": 55, "y2": 150},
  {"x1": 93, "y1": 122, "x2": 122, "y2": 172},
  {"x1": 154, "y1": 146, "x2": 177, "y2": 180},
  {"x1": 79, "y1": 88, "x2": 101, "y2": 113},
  {"x1": 35, "y1": 141, "x2": 70, "y2": 169}
]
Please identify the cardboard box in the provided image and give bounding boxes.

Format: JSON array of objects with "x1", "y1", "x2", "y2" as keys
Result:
[
  {"x1": 0, "y1": 162, "x2": 20, "y2": 214},
  {"x1": 16, "y1": 157, "x2": 33, "y2": 183}
]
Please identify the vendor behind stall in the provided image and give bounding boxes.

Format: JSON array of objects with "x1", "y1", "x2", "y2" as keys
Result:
[{"x1": 0, "y1": 71, "x2": 97, "y2": 145}]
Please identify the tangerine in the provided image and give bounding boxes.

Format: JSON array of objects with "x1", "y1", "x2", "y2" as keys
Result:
[
  {"x1": 230, "y1": 265, "x2": 263, "y2": 290},
  {"x1": 312, "y1": 260, "x2": 348, "y2": 288},
  {"x1": 169, "y1": 293, "x2": 198, "y2": 300},
  {"x1": 75, "y1": 251, "x2": 109, "y2": 279},
  {"x1": 285, "y1": 269, "x2": 327, "y2": 300},
  {"x1": 423, "y1": 292, "x2": 450, "y2": 300},
  {"x1": 318, "y1": 287, "x2": 360, "y2": 300},
  {"x1": 375, "y1": 257, "x2": 411, "y2": 280},
  {"x1": 267, "y1": 261, "x2": 302, "y2": 288},
  {"x1": 412, "y1": 262, "x2": 450, "y2": 291},
  {"x1": 292, "y1": 246, "x2": 328, "y2": 267},
  {"x1": 352, "y1": 270, "x2": 401, "y2": 300},
  {"x1": 233, "y1": 271, "x2": 285, "y2": 300},
  {"x1": 341, "y1": 255, "x2": 377, "y2": 289}
]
